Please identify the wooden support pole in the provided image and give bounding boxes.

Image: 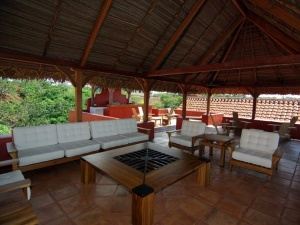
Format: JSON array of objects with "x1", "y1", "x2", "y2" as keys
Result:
[
  {"x1": 251, "y1": 94, "x2": 259, "y2": 120},
  {"x1": 182, "y1": 88, "x2": 188, "y2": 120},
  {"x1": 132, "y1": 184, "x2": 155, "y2": 225},
  {"x1": 206, "y1": 90, "x2": 212, "y2": 115},
  {"x1": 75, "y1": 70, "x2": 83, "y2": 122},
  {"x1": 144, "y1": 87, "x2": 150, "y2": 123}
]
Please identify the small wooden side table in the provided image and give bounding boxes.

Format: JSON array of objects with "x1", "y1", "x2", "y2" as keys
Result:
[{"x1": 200, "y1": 134, "x2": 234, "y2": 167}]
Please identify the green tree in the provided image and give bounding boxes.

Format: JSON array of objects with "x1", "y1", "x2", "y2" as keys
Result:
[{"x1": 159, "y1": 93, "x2": 182, "y2": 109}]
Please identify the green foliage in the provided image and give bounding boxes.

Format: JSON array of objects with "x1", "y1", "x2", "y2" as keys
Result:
[
  {"x1": 159, "y1": 93, "x2": 182, "y2": 109},
  {"x1": 0, "y1": 79, "x2": 84, "y2": 134}
]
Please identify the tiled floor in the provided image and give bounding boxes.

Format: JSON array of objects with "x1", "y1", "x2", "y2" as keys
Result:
[{"x1": 1, "y1": 133, "x2": 300, "y2": 225}]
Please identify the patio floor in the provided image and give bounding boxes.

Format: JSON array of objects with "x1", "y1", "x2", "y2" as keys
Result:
[{"x1": 1, "y1": 133, "x2": 300, "y2": 225}]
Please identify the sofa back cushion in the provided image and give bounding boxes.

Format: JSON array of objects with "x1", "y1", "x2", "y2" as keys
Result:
[
  {"x1": 116, "y1": 119, "x2": 137, "y2": 134},
  {"x1": 57, "y1": 122, "x2": 91, "y2": 143},
  {"x1": 90, "y1": 120, "x2": 118, "y2": 138},
  {"x1": 13, "y1": 125, "x2": 58, "y2": 150},
  {"x1": 240, "y1": 129, "x2": 279, "y2": 153},
  {"x1": 181, "y1": 120, "x2": 206, "y2": 137}
]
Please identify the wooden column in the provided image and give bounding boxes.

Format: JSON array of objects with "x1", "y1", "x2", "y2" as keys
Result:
[
  {"x1": 91, "y1": 85, "x2": 96, "y2": 106},
  {"x1": 252, "y1": 94, "x2": 259, "y2": 120},
  {"x1": 75, "y1": 70, "x2": 83, "y2": 122},
  {"x1": 143, "y1": 87, "x2": 150, "y2": 122},
  {"x1": 206, "y1": 90, "x2": 212, "y2": 115},
  {"x1": 182, "y1": 88, "x2": 188, "y2": 120},
  {"x1": 132, "y1": 184, "x2": 155, "y2": 225}
]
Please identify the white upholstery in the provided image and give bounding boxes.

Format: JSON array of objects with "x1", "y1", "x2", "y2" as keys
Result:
[
  {"x1": 181, "y1": 121, "x2": 206, "y2": 137},
  {"x1": 90, "y1": 120, "x2": 118, "y2": 138},
  {"x1": 232, "y1": 148, "x2": 273, "y2": 168},
  {"x1": 121, "y1": 132, "x2": 148, "y2": 143},
  {"x1": 240, "y1": 129, "x2": 279, "y2": 154},
  {"x1": 13, "y1": 125, "x2": 58, "y2": 150},
  {"x1": 93, "y1": 135, "x2": 128, "y2": 149},
  {"x1": 57, "y1": 122, "x2": 91, "y2": 143},
  {"x1": 59, "y1": 140, "x2": 100, "y2": 157},
  {"x1": 17, "y1": 145, "x2": 64, "y2": 166},
  {"x1": 205, "y1": 125, "x2": 218, "y2": 135},
  {"x1": 170, "y1": 135, "x2": 200, "y2": 147},
  {"x1": 0, "y1": 170, "x2": 25, "y2": 186},
  {"x1": 116, "y1": 119, "x2": 137, "y2": 134},
  {"x1": 232, "y1": 129, "x2": 279, "y2": 168}
]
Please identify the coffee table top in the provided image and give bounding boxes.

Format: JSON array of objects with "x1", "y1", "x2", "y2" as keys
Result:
[{"x1": 82, "y1": 142, "x2": 204, "y2": 193}]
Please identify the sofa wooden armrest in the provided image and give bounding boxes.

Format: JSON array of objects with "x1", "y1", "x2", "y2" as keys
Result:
[
  {"x1": 191, "y1": 134, "x2": 204, "y2": 145},
  {"x1": 137, "y1": 127, "x2": 151, "y2": 139},
  {"x1": 0, "y1": 179, "x2": 31, "y2": 194},
  {"x1": 272, "y1": 147, "x2": 284, "y2": 170},
  {"x1": 4, "y1": 144, "x2": 18, "y2": 170},
  {"x1": 166, "y1": 129, "x2": 181, "y2": 139}
]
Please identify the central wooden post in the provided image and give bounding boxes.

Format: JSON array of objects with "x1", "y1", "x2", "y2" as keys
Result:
[
  {"x1": 182, "y1": 88, "x2": 188, "y2": 120},
  {"x1": 132, "y1": 184, "x2": 155, "y2": 225},
  {"x1": 144, "y1": 87, "x2": 150, "y2": 122},
  {"x1": 206, "y1": 90, "x2": 212, "y2": 115},
  {"x1": 75, "y1": 70, "x2": 83, "y2": 122},
  {"x1": 251, "y1": 94, "x2": 259, "y2": 120}
]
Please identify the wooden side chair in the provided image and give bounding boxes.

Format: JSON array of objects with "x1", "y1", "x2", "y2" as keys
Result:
[{"x1": 0, "y1": 159, "x2": 31, "y2": 200}]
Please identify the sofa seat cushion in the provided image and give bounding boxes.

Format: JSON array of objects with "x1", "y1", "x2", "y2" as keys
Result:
[
  {"x1": 18, "y1": 145, "x2": 64, "y2": 166},
  {"x1": 0, "y1": 170, "x2": 25, "y2": 186},
  {"x1": 170, "y1": 135, "x2": 201, "y2": 148},
  {"x1": 58, "y1": 140, "x2": 100, "y2": 157},
  {"x1": 232, "y1": 147, "x2": 273, "y2": 168},
  {"x1": 93, "y1": 135, "x2": 128, "y2": 149},
  {"x1": 121, "y1": 132, "x2": 148, "y2": 144}
]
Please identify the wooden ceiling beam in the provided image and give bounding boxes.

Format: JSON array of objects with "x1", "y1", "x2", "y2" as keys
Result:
[
  {"x1": 250, "y1": 0, "x2": 300, "y2": 32},
  {"x1": 247, "y1": 11, "x2": 300, "y2": 54},
  {"x1": 148, "y1": 54, "x2": 300, "y2": 77},
  {"x1": 43, "y1": 0, "x2": 62, "y2": 57},
  {"x1": 149, "y1": 0, "x2": 206, "y2": 71},
  {"x1": 80, "y1": 0, "x2": 112, "y2": 67},
  {"x1": 0, "y1": 48, "x2": 139, "y2": 77}
]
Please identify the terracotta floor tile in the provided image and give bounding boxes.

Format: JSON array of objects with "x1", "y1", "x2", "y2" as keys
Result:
[
  {"x1": 288, "y1": 189, "x2": 300, "y2": 201},
  {"x1": 30, "y1": 193, "x2": 54, "y2": 209},
  {"x1": 41, "y1": 215, "x2": 75, "y2": 225},
  {"x1": 243, "y1": 209, "x2": 281, "y2": 225},
  {"x1": 291, "y1": 181, "x2": 300, "y2": 190},
  {"x1": 197, "y1": 189, "x2": 222, "y2": 205},
  {"x1": 97, "y1": 175, "x2": 118, "y2": 185},
  {"x1": 285, "y1": 199, "x2": 300, "y2": 210},
  {"x1": 282, "y1": 208, "x2": 300, "y2": 223},
  {"x1": 50, "y1": 184, "x2": 79, "y2": 201},
  {"x1": 216, "y1": 197, "x2": 248, "y2": 218},
  {"x1": 157, "y1": 208, "x2": 196, "y2": 225},
  {"x1": 204, "y1": 209, "x2": 239, "y2": 225},
  {"x1": 35, "y1": 203, "x2": 64, "y2": 224},
  {"x1": 110, "y1": 196, "x2": 132, "y2": 214},
  {"x1": 114, "y1": 185, "x2": 130, "y2": 196},
  {"x1": 72, "y1": 207, "x2": 112, "y2": 225},
  {"x1": 251, "y1": 198, "x2": 283, "y2": 218},
  {"x1": 94, "y1": 184, "x2": 117, "y2": 196}
]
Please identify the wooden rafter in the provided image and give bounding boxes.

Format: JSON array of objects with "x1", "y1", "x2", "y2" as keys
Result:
[
  {"x1": 247, "y1": 11, "x2": 300, "y2": 54},
  {"x1": 148, "y1": 54, "x2": 300, "y2": 77},
  {"x1": 80, "y1": 0, "x2": 112, "y2": 67},
  {"x1": 149, "y1": 0, "x2": 206, "y2": 71},
  {"x1": 250, "y1": 0, "x2": 300, "y2": 32},
  {"x1": 43, "y1": 0, "x2": 62, "y2": 57},
  {"x1": 186, "y1": 17, "x2": 244, "y2": 83},
  {"x1": 209, "y1": 19, "x2": 245, "y2": 84}
]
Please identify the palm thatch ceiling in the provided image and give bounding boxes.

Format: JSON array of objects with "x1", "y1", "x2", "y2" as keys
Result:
[{"x1": 0, "y1": 0, "x2": 299, "y2": 94}]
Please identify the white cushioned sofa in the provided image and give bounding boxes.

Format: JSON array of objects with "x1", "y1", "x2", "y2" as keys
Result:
[
  {"x1": 230, "y1": 129, "x2": 281, "y2": 176},
  {"x1": 90, "y1": 118, "x2": 149, "y2": 150},
  {"x1": 7, "y1": 119, "x2": 149, "y2": 171}
]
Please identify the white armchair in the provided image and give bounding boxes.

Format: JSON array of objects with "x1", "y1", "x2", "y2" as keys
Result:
[
  {"x1": 230, "y1": 129, "x2": 281, "y2": 176},
  {"x1": 167, "y1": 120, "x2": 206, "y2": 155}
]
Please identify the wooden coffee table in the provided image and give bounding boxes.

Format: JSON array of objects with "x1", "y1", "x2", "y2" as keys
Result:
[
  {"x1": 81, "y1": 142, "x2": 210, "y2": 225},
  {"x1": 200, "y1": 134, "x2": 234, "y2": 167}
]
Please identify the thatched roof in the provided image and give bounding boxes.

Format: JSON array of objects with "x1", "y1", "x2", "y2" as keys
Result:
[{"x1": 0, "y1": 0, "x2": 299, "y2": 94}]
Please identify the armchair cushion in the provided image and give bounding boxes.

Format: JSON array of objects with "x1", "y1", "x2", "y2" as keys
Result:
[
  {"x1": 17, "y1": 145, "x2": 64, "y2": 166},
  {"x1": 0, "y1": 170, "x2": 25, "y2": 186},
  {"x1": 57, "y1": 122, "x2": 91, "y2": 143},
  {"x1": 170, "y1": 135, "x2": 201, "y2": 147},
  {"x1": 232, "y1": 147, "x2": 273, "y2": 168},
  {"x1": 116, "y1": 119, "x2": 137, "y2": 134},
  {"x1": 90, "y1": 120, "x2": 118, "y2": 138},
  {"x1": 13, "y1": 125, "x2": 58, "y2": 150},
  {"x1": 59, "y1": 140, "x2": 100, "y2": 157},
  {"x1": 181, "y1": 121, "x2": 206, "y2": 137}
]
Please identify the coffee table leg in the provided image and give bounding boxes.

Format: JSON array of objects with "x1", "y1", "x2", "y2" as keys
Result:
[
  {"x1": 81, "y1": 159, "x2": 96, "y2": 184},
  {"x1": 196, "y1": 161, "x2": 211, "y2": 187},
  {"x1": 132, "y1": 185, "x2": 155, "y2": 225}
]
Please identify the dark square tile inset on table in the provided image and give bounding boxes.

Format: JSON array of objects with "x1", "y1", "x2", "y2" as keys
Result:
[{"x1": 113, "y1": 148, "x2": 179, "y2": 173}]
